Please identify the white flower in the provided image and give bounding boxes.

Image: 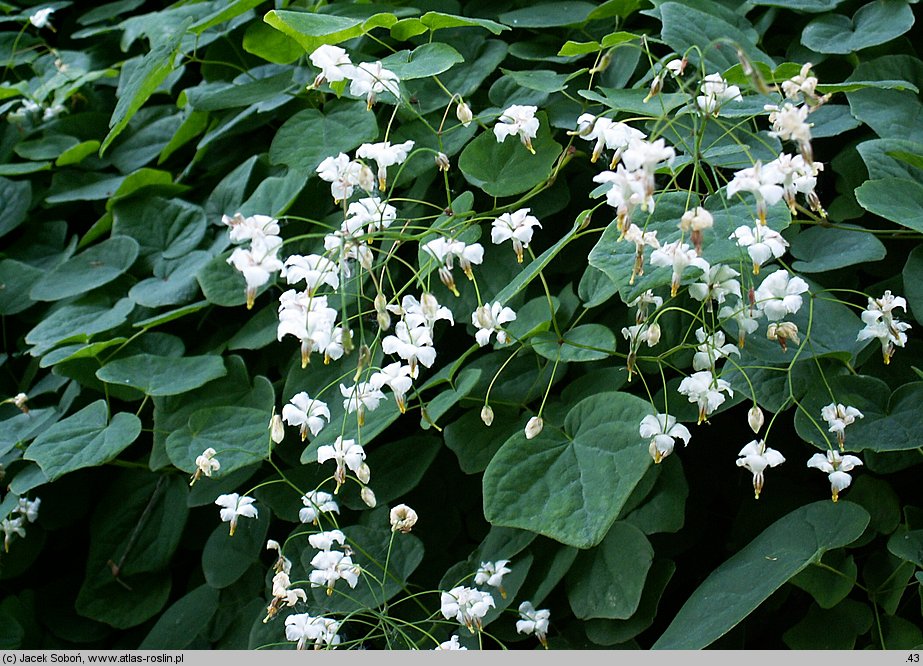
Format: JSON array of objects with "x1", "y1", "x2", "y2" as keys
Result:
[
  {"x1": 265, "y1": 571, "x2": 307, "y2": 621},
  {"x1": 628, "y1": 290, "x2": 663, "y2": 324},
  {"x1": 345, "y1": 196, "x2": 397, "y2": 235},
  {"x1": 857, "y1": 290, "x2": 912, "y2": 365},
  {"x1": 12, "y1": 392, "x2": 28, "y2": 412},
  {"x1": 621, "y1": 323, "x2": 662, "y2": 379},
  {"x1": 688, "y1": 264, "x2": 741, "y2": 309},
  {"x1": 621, "y1": 137, "x2": 676, "y2": 177},
  {"x1": 281, "y1": 254, "x2": 339, "y2": 294},
  {"x1": 440, "y1": 586, "x2": 496, "y2": 633},
  {"x1": 736, "y1": 440, "x2": 786, "y2": 499},
  {"x1": 29, "y1": 7, "x2": 54, "y2": 28},
  {"x1": 316, "y1": 153, "x2": 375, "y2": 203},
  {"x1": 282, "y1": 393, "x2": 330, "y2": 441},
  {"x1": 639, "y1": 413, "x2": 692, "y2": 463},
  {"x1": 457, "y1": 101, "x2": 473, "y2": 127},
  {"x1": 766, "y1": 321, "x2": 800, "y2": 352},
  {"x1": 317, "y1": 436, "x2": 366, "y2": 488},
  {"x1": 494, "y1": 104, "x2": 540, "y2": 154},
  {"x1": 308, "y1": 529, "x2": 347, "y2": 551},
  {"x1": 696, "y1": 73, "x2": 742, "y2": 114},
  {"x1": 2, "y1": 517, "x2": 26, "y2": 552},
  {"x1": 222, "y1": 213, "x2": 280, "y2": 244},
  {"x1": 389, "y1": 504, "x2": 418, "y2": 533},
  {"x1": 492, "y1": 208, "x2": 542, "y2": 263},
  {"x1": 309, "y1": 44, "x2": 354, "y2": 88},
  {"x1": 807, "y1": 450, "x2": 863, "y2": 502},
  {"x1": 266, "y1": 539, "x2": 292, "y2": 575},
  {"x1": 474, "y1": 560, "x2": 512, "y2": 597},
  {"x1": 516, "y1": 601, "x2": 550, "y2": 647},
  {"x1": 782, "y1": 63, "x2": 830, "y2": 106},
  {"x1": 481, "y1": 405, "x2": 495, "y2": 426},
  {"x1": 754, "y1": 269, "x2": 809, "y2": 322},
  {"x1": 525, "y1": 416, "x2": 543, "y2": 440},
  {"x1": 692, "y1": 328, "x2": 740, "y2": 372},
  {"x1": 649, "y1": 240, "x2": 710, "y2": 297},
  {"x1": 679, "y1": 206, "x2": 714, "y2": 254},
  {"x1": 15, "y1": 497, "x2": 40, "y2": 523},
  {"x1": 299, "y1": 491, "x2": 339, "y2": 525},
  {"x1": 821, "y1": 403, "x2": 864, "y2": 449},
  {"x1": 227, "y1": 234, "x2": 284, "y2": 309},
  {"x1": 472, "y1": 302, "x2": 517, "y2": 347},
  {"x1": 276, "y1": 291, "x2": 340, "y2": 367},
  {"x1": 370, "y1": 362, "x2": 414, "y2": 413},
  {"x1": 422, "y1": 237, "x2": 484, "y2": 295},
  {"x1": 678, "y1": 371, "x2": 734, "y2": 424},
  {"x1": 435, "y1": 636, "x2": 467, "y2": 650},
  {"x1": 285, "y1": 614, "x2": 341, "y2": 650},
  {"x1": 593, "y1": 165, "x2": 651, "y2": 231},
  {"x1": 350, "y1": 61, "x2": 400, "y2": 109},
  {"x1": 726, "y1": 161, "x2": 784, "y2": 225},
  {"x1": 190, "y1": 447, "x2": 220, "y2": 486},
  {"x1": 339, "y1": 381, "x2": 387, "y2": 427},
  {"x1": 387, "y1": 293, "x2": 454, "y2": 332},
  {"x1": 382, "y1": 321, "x2": 436, "y2": 378},
  {"x1": 356, "y1": 140, "x2": 415, "y2": 191},
  {"x1": 768, "y1": 153, "x2": 825, "y2": 215},
  {"x1": 309, "y1": 549, "x2": 361, "y2": 594},
  {"x1": 215, "y1": 493, "x2": 258, "y2": 536},
  {"x1": 748, "y1": 405, "x2": 765, "y2": 434},
  {"x1": 765, "y1": 103, "x2": 812, "y2": 159},
  {"x1": 729, "y1": 223, "x2": 789, "y2": 274},
  {"x1": 718, "y1": 299, "x2": 760, "y2": 348}
]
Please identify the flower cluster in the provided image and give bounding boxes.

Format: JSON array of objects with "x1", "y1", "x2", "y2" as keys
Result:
[
  {"x1": 223, "y1": 213, "x2": 283, "y2": 309},
  {"x1": 309, "y1": 45, "x2": 400, "y2": 109}
]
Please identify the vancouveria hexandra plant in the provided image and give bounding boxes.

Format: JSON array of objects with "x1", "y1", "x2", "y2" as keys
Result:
[{"x1": 1, "y1": 0, "x2": 921, "y2": 652}]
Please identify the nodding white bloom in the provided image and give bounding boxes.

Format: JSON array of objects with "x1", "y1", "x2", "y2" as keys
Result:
[
  {"x1": 678, "y1": 371, "x2": 734, "y2": 424},
  {"x1": 748, "y1": 405, "x2": 765, "y2": 434},
  {"x1": 629, "y1": 290, "x2": 663, "y2": 324},
  {"x1": 277, "y1": 291, "x2": 341, "y2": 367},
  {"x1": 754, "y1": 269, "x2": 809, "y2": 322},
  {"x1": 350, "y1": 61, "x2": 400, "y2": 109},
  {"x1": 422, "y1": 237, "x2": 484, "y2": 296},
  {"x1": 387, "y1": 293, "x2": 454, "y2": 333},
  {"x1": 389, "y1": 504, "x2": 418, "y2": 533},
  {"x1": 316, "y1": 153, "x2": 375, "y2": 203},
  {"x1": 264, "y1": 571, "x2": 307, "y2": 622},
  {"x1": 281, "y1": 254, "x2": 339, "y2": 294},
  {"x1": 492, "y1": 208, "x2": 542, "y2": 263},
  {"x1": 222, "y1": 213, "x2": 280, "y2": 244},
  {"x1": 525, "y1": 416, "x2": 544, "y2": 440},
  {"x1": 516, "y1": 601, "x2": 551, "y2": 648},
  {"x1": 382, "y1": 321, "x2": 436, "y2": 378},
  {"x1": 649, "y1": 240, "x2": 710, "y2": 297},
  {"x1": 317, "y1": 435, "x2": 367, "y2": 488},
  {"x1": 266, "y1": 539, "x2": 292, "y2": 575},
  {"x1": 624, "y1": 223, "x2": 660, "y2": 285},
  {"x1": 688, "y1": 264, "x2": 741, "y2": 309},
  {"x1": 768, "y1": 153, "x2": 825, "y2": 216},
  {"x1": 309, "y1": 44, "x2": 354, "y2": 88},
  {"x1": 718, "y1": 300, "x2": 761, "y2": 348},
  {"x1": 370, "y1": 362, "x2": 414, "y2": 413},
  {"x1": 571, "y1": 114, "x2": 646, "y2": 166},
  {"x1": 765, "y1": 103, "x2": 813, "y2": 160},
  {"x1": 299, "y1": 490, "x2": 339, "y2": 525},
  {"x1": 309, "y1": 549, "x2": 361, "y2": 595},
  {"x1": 440, "y1": 586, "x2": 496, "y2": 633},
  {"x1": 807, "y1": 450, "x2": 863, "y2": 502},
  {"x1": 475, "y1": 560, "x2": 512, "y2": 597},
  {"x1": 190, "y1": 447, "x2": 220, "y2": 486},
  {"x1": 692, "y1": 328, "x2": 740, "y2": 372},
  {"x1": 15, "y1": 497, "x2": 40, "y2": 523},
  {"x1": 766, "y1": 321, "x2": 800, "y2": 352},
  {"x1": 29, "y1": 7, "x2": 54, "y2": 28},
  {"x1": 730, "y1": 223, "x2": 789, "y2": 274},
  {"x1": 857, "y1": 290, "x2": 912, "y2": 365},
  {"x1": 726, "y1": 161, "x2": 784, "y2": 224},
  {"x1": 666, "y1": 57, "x2": 688, "y2": 77},
  {"x1": 639, "y1": 413, "x2": 692, "y2": 464},
  {"x1": 324, "y1": 230, "x2": 373, "y2": 277},
  {"x1": 309, "y1": 529, "x2": 347, "y2": 551},
  {"x1": 285, "y1": 613, "x2": 341, "y2": 650},
  {"x1": 435, "y1": 636, "x2": 467, "y2": 650},
  {"x1": 622, "y1": 323, "x2": 662, "y2": 378},
  {"x1": 2, "y1": 517, "x2": 25, "y2": 552},
  {"x1": 339, "y1": 382, "x2": 386, "y2": 426},
  {"x1": 215, "y1": 493, "x2": 258, "y2": 536},
  {"x1": 456, "y1": 101, "x2": 473, "y2": 127},
  {"x1": 821, "y1": 403, "x2": 864, "y2": 449},
  {"x1": 621, "y1": 137, "x2": 676, "y2": 177},
  {"x1": 344, "y1": 196, "x2": 397, "y2": 235},
  {"x1": 736, "y1": 440, "x2": 786, "y2": 499},
  {"x1": 356, "y1": 140, "x2": 415, "y2": 191},
  {"x1": 696, "y1": 72, "x2": 743, "y2": 115},
  {"x1": 472, "y1": 302, "x2": 517, "y2": 347},
  {"x1": 494, "y1": 104, "x2": 540, "y2": 154},
  {"x1": 282, "y1": 393, "x2": 330, "y2": 441},
  {"x1": 782, "y1": 62, "x2": 830, "y2": 106},
  {"x1": 594, "y1": 166, "x2": 652, "y2": 232},
  {"x1": 435, "y1": 151, "x2": 451, "y2": 171},
  {"x1": 679, "y1": 206, "x2": 714, "y2": 255},
  {"x1": 227, "y1": 234, "x2": 284, "y2": 309}
]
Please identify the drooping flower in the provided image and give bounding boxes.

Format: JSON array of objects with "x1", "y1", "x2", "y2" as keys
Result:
[
  {"x1": 389, "y1": 504, "x2": 418, "y2": 533},
  {"x1": 821, "y1": 403, "x2": 864, "y2": 450},
  {"x1": 266, "y1": 539, "x2": 292, "y2": 575},
  {"x1": 356, "y1": 140, "x2": 415, "y2": 191},
  {"x1": 649, "y1": 240, "x2": 710, "y2": 297},
  {"x1": 807, "y1": 450, "x2": 863, "y2": 502},
  {"x1": 474, "y1": 560, "x2": 512, "y2": 598},
  {"x1": 622, "y1": 322, "x2": 662, "y2": 379},
  {"x1": 344, "y1": 196, "x2": 397, "y2": 235},
  {"x1": 718, "y1": 300, "x2": 761, "y2": 348},
  {"x1": 624, "y1": 223, "x2": 660, "y2": 284},
  {"x1": 29, "y1": 7, "x2": 54, "y2": 29},
  {"x1": 492, "y1": 208, "x2": 542, "y2": 263},
  {"x1": 190, "y1": 447, "x2": 220, "y2": 486},
  {"x1": 472, "y1": 302, "x2": 517, "y2": 347},
  {"x1": 856, "y1": 290, "x2": 912, "y2": 365},
  {"x1": 215, "y1": 493, "x2": 259, "y2": 536},
  {"x1": 726, "y1": 161, "x2": 784, "y2": 225},
  {"x1": 15, "y1": 497, "x2": 40, "y2": 523},
  {"x1": 1, "y1": 517, "x2": 25, "y2": 552},
  {"x1": 516, "y1": 601, "x2": 551, "y2": 648},
  {"x1": 628, "y1": 290, "x2": 663, "y2": 324},
  {"x1": 765, "y1": 103, "x2": 813, "y2": 161},
  {"x1": 369, "y1": 362, "x2": 414, "y2": 413},
  {"x1": 440, "y1": 586, "x2": 496, "y2": 633},
  {"x1": 729, "y1": 223, "x2": 789, "y2": 274},
  {"x1": 309, "y1": 549, "x2": 361, "y2": 595},
  {"x1": 299, "y1": 490, "x2": 340, "y2": 525},
  {"x1": 309, "y1": 44, "x2": 354, "y2": 88},
  {"x1": 349, "y1": 61, "x2": 400, "y2": 109},
  {"x1": 456, "y1": 101, "x2": 473, "y2": 127},
  {"x1": 736, "y1": 440, "x2": 785, "y2": 499},
  {"x1": 317, "y1": 436, "x2": 366, "y2": 488},
  {"x1": 339, "y1": 382, "x2": 387, "y2": 426},
  {"x1": 678, "y1": 371, "x2": 734, "y2": 424},
  {"x1": 494, "y1": 105, "x2": 540, "y2": 153},
  {"x1": 277, "y1": 291, "x2": 341, "y2": 367},
  {"x1": 688, "y1": 264, "x2": 741, "y2": 310},
  {"x1": 285, "y1": 614, "x2": 341, "y2": 650},
  {"x1": 593, "y1": 165, "x2": 651, "y2": 232},
  {"x1": 308, "y1": 529, "x2": 347, "y2": 551},
  {"x1": 421, "y1": 237, "x2": 484, "y2": 295},
  {"x1": 768, "y1": 153, "x2": 825, "y2": 216},
  {"x1": 316, "y1": 153, "x2": 375, "y2": 203},
  {"x1": 282, "y1": 393, "x2": 330, "y2": 441},
  {"x1": 639, "y1": 413, "x2": 692, "y2": 463},
  {"x1": 781, "y1": 63, "x2": 831, "y2": 107},
  {"x1": 264, "y1": 571, "x2": 308, "y2": 622},
  {"x1": 754, "y1": 269, "x2": 810, "y2": 321},
  {"x1": 381, "y1": 321, "x2": 436, "y2": 378},
  {"x1": 222, "y1": 213, "x2": 280, "y2": 244},
  {"x1": 435, "y1": 636, "x2": 467, "y2": 650},
  {"x1": 692, "y1": 329, "x2": 740, "y2": 372},
  {"x1": 696, "y1": 72, "x2": 743, "y2": 115},
  {"x1": 525, "y1": 416, "x2": 543, "y2": 440},
  {"x1": 281, "y1": 254, "x2": 339, "y2": 294},
  {"x1": 679, "y1": 206, "x2": 714, "y2": 255},
  {"x1": 227, "y1": 234, "x2": 284, "y2": 309}
]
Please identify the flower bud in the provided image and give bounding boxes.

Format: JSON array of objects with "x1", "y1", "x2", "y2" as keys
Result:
[
  {"x1": 13, "y1": 392, "x2": 28, "y2": 413},
  {"x1": 360, "y1": 486, "x2": 377, "y2": 508},
  {"x1": 748, "y1": 405, "x2": 764, "y2": 434},
  {"x1": 766, "y1": 322, "x2": 800, "y2": 352},
  {"x1": 481, "y1": 405, "x2": 494, "y2": 427},
  {"x1": 435, "y1": 152, "x2": 450, "y2": 172},
  {"x1": 356, "y1": 462, "x2": 371, "y2": 485},
  {"x1": 389, "y1": 503, "x2": 418, "y2": 533},
  {"x1": 456, "y1": 101, "x2": 473, "y2": 127},
  {"x1": 646, "y1": 322, "x2": 662, "y2": 347},
  {"x1": 270, "y1": 414, "x2": 285, "y2": 444},
  {"x1": 525, "y1": 416, "x2": 543, "y2": 440}
]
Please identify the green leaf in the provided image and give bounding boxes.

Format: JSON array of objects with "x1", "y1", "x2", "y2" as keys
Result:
[
  {"x1": 790, "y1": 224, "x2": 886, "y2": 273},
  {"x1": 0, "y1": 259, "x2": 42, "y2": 315},
  {"x1": 801, "y1": 0, "x2": 915, "y2": 55},
  {"x1": 112, "y1": 196, "x2": 207, "y2": 268},
  {"x1": 128, "y1": 251, "x2": 210, "y2": 308},
  {"x1": 381, "y1": 43, "x2": 464, "y2": 80},
  {"x1": 483, "y1": 392, "x2": 654, "y2": 548},
  {"x1": 887, "y1": 528, "x2": 923, "y2": 568},
  {"x1": 0, "y1": 176, "x2": 31, "y2": 239},
  {"x1": 749, "y1": 0, "x2": 845, "y2": 11},
  {"x1": 500, "y1": 69, "x2": 569, "y2": 93},
  {"x1": 269, "y1": 102, "x2": 378, "y2": 173},
  {"x1": 578, "y1": 88, "x2": 687, "y2": 116},
  {"x1": 567, "y1": 522, "x2": 653, "y2": 619},
  {"x1": 263, "y1": 9, "x2": 397, "y2": 54},
  {"x1": 56, "y1": 140, "x2": 102, "y2": 166},
  {"x1": 96, "y1": 354, "x2": 227, "y2": 396},
  {"x1": 903, "y1": 245, "x2": 923, "y2": 325},
  {"x1": 783, "y1": 600, "x2": 873, "y2": 649},
  {"x1": 25, "y1": 297, "x2": 135, "y2": 356},
  {"x1": 201, "y1": 505, "x2": 270, "y2": 589},
  {"x1": 459, "y1": 112, "x2": 562, "y2": 198},
  {"x1": 558, "y1": 40, "x2": 601, "y2": 56},
  {"x1": 29, "y1": 236, "x2": 140, "y2": 302},
  {"x1": 139, "y1": 584, "x2": 220, "y2": 649},
  {"x1": 532, "y1": 324, "x2": 616, "y2": 362},
  {"x1": 242, "y1": 20, "x2": 303, "y2": 65},
  {"x1": 789, "y1": 550, "x2": 858, "y2": 609},
  {"x1": 166, "y1": 406, "x2": 271, "y2": 477},
  {"x1": 444, "y1": 406, "x2": 521, "y2": 474},
  {"x1": 585, "y1": 559, "x2": 676, "y2": 645},
  {"x1": 857, "y1": 139, "x2": 923, "y2": 181},
  {"x1": 623, "y1": 455, "x2": 688, "y2": 534},
  {"x1": 653, "y1": 500, "x2": 870, "y2": 649},
  {"x1": 498, "y1": 2, "x2": 597, "y2": 27},
  {"x1": 390, "y1": 12, "x2": 508, "y2": 40},
  {"x1": 846, "y1": 56, "x2": 923, "y2": 139},
  {"x1": 24, "y1": 400, "x2": 142, "y2": 481},
  {"x1": 855, "y1": 178, "x2": 923, "y2": 233}
]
